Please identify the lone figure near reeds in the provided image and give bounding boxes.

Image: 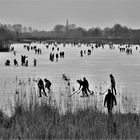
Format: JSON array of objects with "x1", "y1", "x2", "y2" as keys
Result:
[
  {"x1": 104, "y1": 89, "x2": 117, "y2": 115},
  {"x1": 110, "y1": 74, "x2": 117, "y2": 95}
]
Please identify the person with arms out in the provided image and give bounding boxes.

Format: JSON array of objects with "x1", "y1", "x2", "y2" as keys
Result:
[{"x1": 77, "y1": 78, "x2": 89, "y2": 97}]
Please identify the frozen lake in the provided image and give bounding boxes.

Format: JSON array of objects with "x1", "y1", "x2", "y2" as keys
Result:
[{"x1": 0, "y1": 42, "x2": 140, "y2": 113}]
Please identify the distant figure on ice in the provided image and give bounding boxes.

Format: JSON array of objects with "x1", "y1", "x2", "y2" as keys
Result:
[
  {"x1": 14, "y1": 59, "x2": 18, "y2": 66},
  {"x1": 52, "y1": 47, "x2": 54, "y2": 51},
  {"x1": 25, "y1": 59, "x2": 28, "y2": 67},
  {"x1": 50, "y1": 53, "x2": 54, "y2": 62},
  {"x1": 13, "y1": 50, "x2": 16, "y2": 56},
  {"x1": 110, "y1": 74, "x2": 117, "y2": 95},
  {"x1": 87, "y1": 49, "x2": 91, "y2": 55},
  {"x1": 56, "y1": 53, "x2": 59, "y2": 62},
  {"x1": 84, "y1": 50, "x2": 86, "y2": 54},
  {"x1": 57, "y1": 47, "x2": 59, "y2": 51},
  {"x1": 5, "y1": 60, "x2": 10, "y2": 66},
  {"x1": 33, "y1": 58, "x2": 37, "y2": 67},
  {"x1": 60, "y1": 51, "x2": 64, "y2": 58},
  {"x1": 44, "y1": 78, "x2": 52, "y2": 93},
  {"x1": 104, "y1": 89, "x2": 117, "y2": 115},
  {"x1": 21, "y1": 55, "x2": 28, "y2": 66},
  {"x1": 38, "y1": 78, "x2": 47, "y2": 97},
  {"x1": 80, "y1": 50, "x2": 83, "y2": 57}
]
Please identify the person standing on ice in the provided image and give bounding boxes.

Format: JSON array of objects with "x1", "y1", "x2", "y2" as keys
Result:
[
  {"x1": 110, "y1": 74, "x2": 117, "y2": 95},
  {"x1": 33, "y1": 58, "x2": 37, "y2": 67}
]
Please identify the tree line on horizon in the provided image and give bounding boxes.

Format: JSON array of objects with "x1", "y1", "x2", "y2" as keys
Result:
[{"x1": 0, "y1": 23, "x2": 140, "y2": 43}]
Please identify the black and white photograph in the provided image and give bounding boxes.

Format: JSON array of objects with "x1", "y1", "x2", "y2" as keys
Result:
[{"x1": 0, "y1": 0, "x2": 140, "y2": 139}]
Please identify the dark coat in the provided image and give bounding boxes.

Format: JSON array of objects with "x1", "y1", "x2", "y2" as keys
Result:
[{"x1": 104, "y1": 92, "x2": 117, "y2": 109}]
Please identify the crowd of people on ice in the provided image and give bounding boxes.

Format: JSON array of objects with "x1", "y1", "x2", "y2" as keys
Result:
[
  {"x1": 4, "y1": 41, "x2": 140, "y2": 67},
  {"x1": 3, "y1": 41, "x2": 140, "y2": 116}
]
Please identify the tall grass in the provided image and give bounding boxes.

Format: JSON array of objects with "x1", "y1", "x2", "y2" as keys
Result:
[
  {"x1": 0, "y1": 101, "x2": 140, "y2": 139},
  {"x1": 0, "y1": 75, "x2": 139, "y2": 139}
]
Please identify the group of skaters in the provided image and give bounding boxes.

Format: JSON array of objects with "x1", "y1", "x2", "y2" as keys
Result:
[
  {"x1": 49, "y1": 52, "x2": 59, "y2": 62},
  {"x1": 24, "y1": 44, "x2": 42, "y2": 54},
  {"x1": 80, "y1": 49, "x2": 92, "y2": 57},
  {"x1": 21, "y1": 55, "x2": 37, "y2": 67},
  {"x1": 49, "y1": 46, "x2": 65, "y2": 62},
  {"x1": 24, "y1": 43, "x2": 65, "y2": 62},
  {"x1": 75, "y1": 74, "x2": 117, "y2": 115},
  {"x1": 5, "y1": 45, "x2": 38, "y2": 67},
  {"x1": 36, "y1": 77, "x2": 52, "y2": 97},
  {"x1": 119, "y1": 45, "x2": 133, "y2": 55},
  {"x1": 36, "y1": 73, "x2": 117, "y2": 115},
  {"x1": 24, "y1": 43, "x2": 65, "y2": 63},
  {"x1": 5, "y1": 56, "x2": 37, "y2": 67},
  {"x1": 49, "y1": 51, "x2": 65, "y2": 62}
]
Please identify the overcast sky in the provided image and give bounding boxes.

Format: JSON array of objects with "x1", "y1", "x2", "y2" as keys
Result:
[{"x1": 0, "y1": 0, "x2": 139, "y2": 30}]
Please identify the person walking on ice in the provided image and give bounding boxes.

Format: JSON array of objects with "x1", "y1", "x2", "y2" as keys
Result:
[{"x1": 110, "y1": 74, "x2": 117, "y2": 95}]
